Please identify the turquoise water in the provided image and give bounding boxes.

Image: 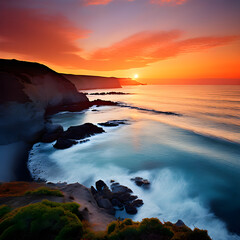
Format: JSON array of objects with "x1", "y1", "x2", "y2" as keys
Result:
[{"x1": 29, "y1": 85, "x2": 240, "y2": 240}]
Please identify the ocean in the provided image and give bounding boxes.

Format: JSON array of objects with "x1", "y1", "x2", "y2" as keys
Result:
[{"x1": 28, "y1": 85, "x2": 240, "y2": 240}]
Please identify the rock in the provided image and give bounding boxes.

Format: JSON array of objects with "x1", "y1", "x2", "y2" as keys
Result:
[
  {"x1": 97, "y1": 198, "x2": 113, "y2": 209},
  {"x1": 175, "y1": 220, "x2": 186, "y2": 227},
  {"x1": 89, "y1": 92, "x2": 130, "y2": 96},
  {"x1": 110, "y1": 180, "x2": 115, "y2": 183},
  {"x1": 111, "y1": 182, "x2": 133, "y2": 193},
  {"x1": 96, "y1": 197, "x2": 115, "y2": 215},
  {"x1": 98, "y1": 120, "x2": 128, "y2": 127},
  {"x1": 79, "y1": 139, "x2": 90, "y2": 144},
  {"x1": 91, "y1": 99, "x2": 118, "y2": 106},
  {"x1": 125, "y1": 203, "x2": 137, "y2": 215},
  {"x1": 113, "y1": 192, "x2": 132, "y2": 204},
  {"x1": 62, "y1": 123, "x2": 104, "y2": 140},
  {"x1": 132, "y1": 199, "x2": 143, "y2": 208},
  {"x1": 96, "y1": 180, "x2": 108, "y2": 191},
  {"x1": 92, "y1": 180, "x2": 143, "y2": 216},
  {"x1": 91, "y1": 186, "x2": 97, "y2": 195},
  {"x1": 131, "y1": 177, "x2": 150, "y2": 188},
  {"x1": 111, "y1": 198, "x2": 124, "y2": 210},
  {"x1": 53, "y1": 138, "x2": 78, "y2": 149}
]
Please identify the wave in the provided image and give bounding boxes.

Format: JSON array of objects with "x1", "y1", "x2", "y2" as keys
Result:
[{"x1": 118, "y1": 102, "x2": 182, "y2": 116}]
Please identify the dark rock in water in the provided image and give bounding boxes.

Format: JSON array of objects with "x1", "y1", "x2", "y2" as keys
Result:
[
  {"x1": 111, "y1": 198, "x2": 124, "y2": 210},
  {"x1": 175, "y1": 220, "x2": 186, "y2": 227},
  {"x1": 79, "y1": 139, "x2": 90, "y2": 144},
  {"x1": 91, "y1": 186, "x2": 98, "y2": 195},
  {"x1": 98, "y1": 120, "x2": 128, "y2": 127},
  {"x1": 131, "y1": 177, "x2": 150, "y2": 188},
  {"x1": 92, "y1": 180, "x2": 144, "y2": 215},
  {"x1": 111, "y1": 182, "x2": 133, "y2": 193},
  {"x1": 125, "y1": 203, "x2": 137, "y2": 215},
  {"x1": 40, "y1": 123, "x2": 64, "y2": 143},
  {"x1": 96, "y1": 180, "x2": 108, "y2": 191},
  {"x1": 132, "y1": 199, "x2": 144, "y2": 208},
  {"x1": 91, "y1": 99, "x2": 117, "y2": 106},
  {"x1": 53, "y1": 138, "x2": 78, "y2": 149},
  {"x1": 62, "y1": 123, "x2": 104, "y2": 140},
  {"x1": 88, "y1": 92, "x2": 130, "y2": 96}
]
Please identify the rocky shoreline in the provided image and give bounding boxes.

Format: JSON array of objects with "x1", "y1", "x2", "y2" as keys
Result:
[{"x1": 0, "y1": 181, "x2": 211, "y2": 239}]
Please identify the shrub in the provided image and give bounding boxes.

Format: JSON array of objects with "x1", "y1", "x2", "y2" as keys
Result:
[
  {"x1": 24, "y1": 187, "x2": 64, "y2": 197},
  {"x1": 0, "y1": 205, "x2": 12, "y2": 219},
  {"x1": 185, "y1": 228, "x2": 211, "y2": 240},
  {"x1": 0, "y1": 200, "x2": 82, "y2": 240}
]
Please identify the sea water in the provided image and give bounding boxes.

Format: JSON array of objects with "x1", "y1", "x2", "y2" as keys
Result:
[{"x1": 28, "y1": 85, "x2": 240, "y2": 240}]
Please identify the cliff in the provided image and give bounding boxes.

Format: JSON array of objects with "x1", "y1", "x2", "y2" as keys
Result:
[
  {"x1": 62, "y1": 74, "x2": 122, "y2": 90},
  {"x1": 0, "y1": 59, "x2": 88, "y2": 144},
  {"x1": 0, "y1": 59, "x2": 89, "y2": 181}
]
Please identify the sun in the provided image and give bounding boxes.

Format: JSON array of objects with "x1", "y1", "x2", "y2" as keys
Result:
[{"x1": 133, "y1": 74, "x2": 139, "y2": 79}]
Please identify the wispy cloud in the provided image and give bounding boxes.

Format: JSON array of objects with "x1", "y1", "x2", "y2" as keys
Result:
[
  {"x1": 150, "y1": 0, "x2": 188, "y2": 5},
  {"x1": 83, "y1": 0, "x2": 188, "y2": 6},
  {"x1": 0, "y1": 6, "x2": 238, "y2": 71},
  {"x1": 84, "y1": 0, "x2": 113, "y2": 5}
]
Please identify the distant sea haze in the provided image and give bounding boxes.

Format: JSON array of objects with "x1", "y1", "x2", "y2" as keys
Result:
[{"x1": 29, "y1": 85, "x2": 240, "y2": 240}]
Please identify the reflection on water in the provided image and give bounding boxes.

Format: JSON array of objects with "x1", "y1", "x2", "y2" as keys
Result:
[{"x1": 29, "y1": 85, "x2": 240, "y2": 240}]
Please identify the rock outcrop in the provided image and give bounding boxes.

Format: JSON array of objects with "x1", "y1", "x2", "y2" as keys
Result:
[
  {"x1": 63, "y1": 74, "x2": 122, "y2": 90},
  {"x1": 91, "y1": 180, "x2": 143, "y2": 215},
  {"x1": 53, "y1": 123, "x2": 105, "y2": 149},
  {"x1": 0, "y1": 59, "x2": 88, "y2": 144}
]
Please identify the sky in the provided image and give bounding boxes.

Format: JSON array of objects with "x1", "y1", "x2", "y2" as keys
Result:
[{"x1": 0, "y1": 0, "x2": 240, "y2": 84}]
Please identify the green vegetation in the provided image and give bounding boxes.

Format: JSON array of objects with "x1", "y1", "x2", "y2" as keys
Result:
[
  {"x1": 0, "y1": 200, "x2": 82, "y2": 240},
  {"x1": 0, "y1": 200, "x2": 211, "y2": 240},
  {"x1": 0, "y1": 206, "x2": 11, "y2": 219},
  {"x1": 24, "y1": 187, "x2": 64, "y2": 197},
  {"x1": 84, "y1": 218, "x2": 211, "y2": 240}
]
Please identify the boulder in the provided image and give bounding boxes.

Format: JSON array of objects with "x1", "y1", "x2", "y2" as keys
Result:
[
  {"x1": 97, "y1": 197, "x2": 113, "y2": 209},
  {"x1": 96, "y1": 180, "x2": 107, "y2": 191},
  {"x1": 98, "y1": 120, "x2": 128, "y2": 127},
  {"x1": 131, "y1": 177, "x2": 150, "y2": 188},
  {"x1": 111, "y1": 198, "x2": 124, "y2": 210},
  {"x1": 132, "y1": 199, "x2": 143, "y2": 208},
  {"x1": 92, "y1": 180, "x2": 144, "y2": 215},
  {"x1": 111, "y1": 182, "x2": 133, "y2": 193},
  {"x1": 62, "y1": 123, "x2": 104, "y2": 140},
  {"x1": 175, "y1": 220, "x2": 186, "y2": 227},
  {"x1": 125, "y1": 203, "x2": 137, "y2": 215},
  {"x1": 53, "y1": 138, "x2": 78, "y2": 149}
]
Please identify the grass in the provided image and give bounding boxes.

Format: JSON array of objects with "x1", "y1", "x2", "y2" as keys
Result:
[{"x1": 24, "y1": 187, "x2": 64, "y2": 197}]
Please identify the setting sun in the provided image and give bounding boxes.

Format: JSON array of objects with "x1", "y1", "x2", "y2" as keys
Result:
[{"x1": 133, "y1": 74, "x2": 139, "y2": 79}]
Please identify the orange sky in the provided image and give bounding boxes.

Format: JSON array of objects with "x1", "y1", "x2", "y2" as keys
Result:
[{"x1": 0, "y1": 0, "x2": 240, "y2": 84}]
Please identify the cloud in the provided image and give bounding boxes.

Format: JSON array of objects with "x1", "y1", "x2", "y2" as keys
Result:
[
  {"x1": 84, "y1": 0, "x2": 113, "y2": 5},
  {"x1": 150, "y1": 0, "x2": 188, "y2": 5},
  {"x1": 0, "y1": 6, "x2": 238, "y2": 71},
  {"x1": 0, "y1": 6, "x2": 88, "y2": 66},
  {"x1": 83, "y1": 0, "x2": 188, "y2": 6},
  {"x1": 87, "y1": 31, "x2": 238, "y2": 70}
]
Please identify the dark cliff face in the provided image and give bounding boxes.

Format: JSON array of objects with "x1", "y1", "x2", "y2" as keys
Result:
[
  {"x1": 0, "y1": 59, "x2": 88, "y2": 106},
  {"x1": 62, "y1": 74, "x2": 122, "y2": 90},
  {"x1": 0, "y1": 59, "x2": 88, "y2": 144}
]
